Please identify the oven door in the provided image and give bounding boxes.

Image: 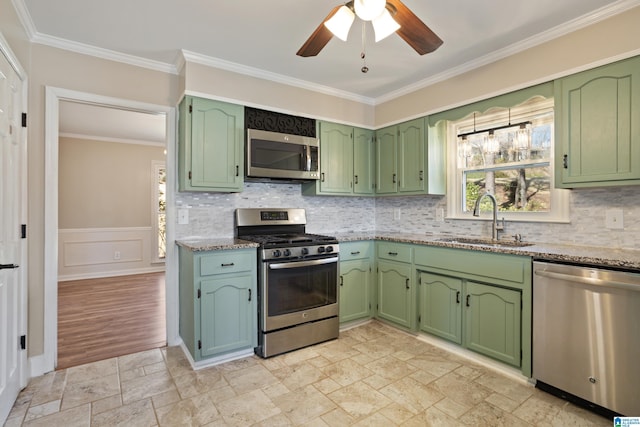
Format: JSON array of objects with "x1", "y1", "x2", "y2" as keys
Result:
[{"x1": 261, "y1": 256, "x2": 338, "y2": 332}]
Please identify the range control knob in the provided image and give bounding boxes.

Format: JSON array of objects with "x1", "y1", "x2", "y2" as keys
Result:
[
  {"x1": 272, "y1": 250, "x2": 281, "y2": 258},
  {"x1": 325, "y1": 246, "x2": 334, "y2": 253},
  {"x1": 300, "y1": 247, "x2": 309, "y2": 255},
  {"x1": 283, "y1": 249, "x2": 291, "y2": 257},
  {"x1": 317, "y1": 246, "x2": 326, "y2": 253}
]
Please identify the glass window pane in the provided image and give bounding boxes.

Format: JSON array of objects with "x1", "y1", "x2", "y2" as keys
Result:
[{"x1": 464, "y1": 166, "x2": 551, "y2": 213}]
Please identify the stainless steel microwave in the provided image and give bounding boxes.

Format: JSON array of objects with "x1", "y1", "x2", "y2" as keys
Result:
[{"x1": 246, "y1": 129, "x2": 320, "y2": 180}]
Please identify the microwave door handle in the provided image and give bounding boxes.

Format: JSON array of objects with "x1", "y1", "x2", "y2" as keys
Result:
[{"x1": 305, "y1": 145, "x2": 312, "y2": 172}]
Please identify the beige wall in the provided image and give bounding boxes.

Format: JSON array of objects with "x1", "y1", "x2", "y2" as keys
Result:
[
  {"x1": 375, "y1": 5, "x2": 640, "y2": 126},
  {"x1": 183, "y1": 61, "x2": 376, "y2": 128},
  {"x1": 59, "y1": 137, "x2": 165, "y2": 229},
  {"x1": 0, "y1": 0, "x2": 31, "y2": 72}
]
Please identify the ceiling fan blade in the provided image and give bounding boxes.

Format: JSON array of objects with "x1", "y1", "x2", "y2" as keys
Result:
[
  {"x1": 387, "y1": 0, "x2": 443, "y2": 55},
  {"x1": 296, "y1": 5, "x2": 343, "y2": 57}
]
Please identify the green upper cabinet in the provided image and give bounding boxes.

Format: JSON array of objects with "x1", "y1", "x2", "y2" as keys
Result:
[
  {"x1": 178, "y1": 96, "x2": 244, "y2": 192},
  {"x1": 375, "y1": 117, "x2": 444, "y2": 196},
  {"x1": 303, "y1": 122, "x2": 375, "y2": 196},
  {"x1": 555, "y1": 55, "x2": 640, "y2": 188}
]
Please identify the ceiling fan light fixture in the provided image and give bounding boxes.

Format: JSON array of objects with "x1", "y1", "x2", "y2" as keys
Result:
[
  {"x1": 372, "y1": 8, "x2": 400, "y2": 42},
  {"x1": 354, "y1": 0, "x2": 387, "y2": 21},
  {"x1": 324, "y1": 5, "x2": 355, "y2": 41}
]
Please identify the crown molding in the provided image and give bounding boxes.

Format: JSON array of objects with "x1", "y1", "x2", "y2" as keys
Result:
[
  {"x1": 59, "y1": 132, "x2": 166, "y2": 147},
  {"x1": 180, "y1": 50, "x2": 376, "y2": 106},
  {"x1": 376, "y1": 0, "x2": 640, "y2": 104}
]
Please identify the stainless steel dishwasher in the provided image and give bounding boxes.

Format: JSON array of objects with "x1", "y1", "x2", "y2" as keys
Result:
[{"x1": 533, "y1": 261, "x2": 640, "y2": 416}]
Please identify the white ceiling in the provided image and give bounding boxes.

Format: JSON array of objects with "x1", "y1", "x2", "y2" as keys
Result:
[{"x1": 18, "y1": 0, "x2": 639, "y2": 141}]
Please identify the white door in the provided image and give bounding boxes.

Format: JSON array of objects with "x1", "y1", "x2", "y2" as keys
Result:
[{"x1": 0, "y1": 47, "x2": 26, "y2": 424}]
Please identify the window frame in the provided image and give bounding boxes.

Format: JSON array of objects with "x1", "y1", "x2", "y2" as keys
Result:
[{"x1": 445, "y1": 97, "x2": 570, "y2": 223}]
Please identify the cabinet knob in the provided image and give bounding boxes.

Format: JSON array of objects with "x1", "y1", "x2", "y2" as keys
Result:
[
  {"x1": 340, "y1": 276, "x2": 344, "y2": 286},
  {"x1": 248, "y1": 289, "x2": 252, "y2": 301},
  {"x1": 405, "y1": 278, "x2": 410, "y2": 289},
  {"x1": 321, "y1": 172, "x2": 325, "y2": 182},
  {"x1": 392, "y1": 173, "x2": 397, "y2": 184},
  {"x1": 354, "y1": 175, "x2": 359, "y2": 185},
  {"x1": 563, "y1": 154, "x2": 568, "y2": 169},
  {"x1": 466, "y1": 295, "x2": 471, "y2": 307},
  {"x1": 456, "y1": 291, "x2": 460, "y2": 304},
  {"x1": 419, "y1": 170, "x2": 424, "y2": 181}
]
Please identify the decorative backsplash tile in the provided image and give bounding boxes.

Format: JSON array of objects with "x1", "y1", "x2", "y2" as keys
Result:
[{"x1": 175, "y1": 182, "x2": 639, "y2": 250}]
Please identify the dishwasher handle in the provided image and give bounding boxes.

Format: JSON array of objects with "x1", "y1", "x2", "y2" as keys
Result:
[{"x1": 534, "y1": 269, "x2": 640, "y2": 292}]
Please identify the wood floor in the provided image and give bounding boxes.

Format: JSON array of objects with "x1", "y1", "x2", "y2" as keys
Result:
[{"x1": 57, "y1": 272, "x2": 166, "y2": 370}]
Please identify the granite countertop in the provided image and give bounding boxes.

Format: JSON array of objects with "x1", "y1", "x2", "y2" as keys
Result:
[
  {"x1": 176, "y1": 233, "x2": 640, "y2": 271},
  {"x1": 176, "y1": 238, "x2": 259, "y2": 251},
  {"x1": 335, "y1": 232, "x2": 640, "y2": 271}
]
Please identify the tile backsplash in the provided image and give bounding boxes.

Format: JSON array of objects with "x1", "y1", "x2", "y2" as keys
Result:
[{"x1": 175, "y1": 182, "x2": 639, "y2": 250}]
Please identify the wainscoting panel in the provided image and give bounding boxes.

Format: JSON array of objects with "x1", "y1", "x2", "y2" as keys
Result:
[{"x1": 59, "y1": 227, "x2": 164, "y2": 281}]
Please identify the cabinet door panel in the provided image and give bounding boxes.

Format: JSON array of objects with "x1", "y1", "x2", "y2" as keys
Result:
[
  {"x1": 557, "y1": 56, "x2": 640, "y2": 186},
  {"x1": 200, "y1": 274, "x2": 255, "y2": 357},
  {"x1": 464, "y1": 281, "x2": 521, "y2": 367},
  {"x1": 377, "y1": 260, "x2": 412, "y2": 328},
  {"x1": 189, "y1": 97, "x2": 243, "y2": 190},
  {"x1": 340, "y1": 259, "x2": 372, "y2": 323},
  {"x1": 319, "y1": 122, "x2": 353, "y2": 193},
  {"x1": 376, "y1": 126, "x2": 398, "y2": 194},
  {"x1": 353, "y1": 128, "x2": 375, "y2": 195},
  {"x1": 419, "y1": 272, "x2": 462, "y2": 344},
  {"x1": 398, "y1": 118, "x2": 425, "y2": 193}
]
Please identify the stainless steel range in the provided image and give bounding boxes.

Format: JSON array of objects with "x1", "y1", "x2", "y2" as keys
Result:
[{"x1": 235, "y1": 208, "x2": 339, "y2": 358}]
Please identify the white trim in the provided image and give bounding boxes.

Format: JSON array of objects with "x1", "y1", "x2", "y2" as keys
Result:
[
  {"x1": 58, "y1": 266, "x2": 165, "y2": 282},
  {"x1": 44, "y1": 87, "x2": 178, "y2": 373},
  {"x1": 59, "y1": 132, "x2": 165, "y2": 147},
  {"x1": 151, "y1": 160, "x2": 166, "y2": 264},
  {"x1": 179, "y1": 341, "x2": 255, "y2": 371}
]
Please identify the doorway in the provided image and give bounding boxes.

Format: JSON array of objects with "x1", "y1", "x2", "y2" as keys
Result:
[{"x1": 43, "y1": 88, "x2": 178, "y2": 372}]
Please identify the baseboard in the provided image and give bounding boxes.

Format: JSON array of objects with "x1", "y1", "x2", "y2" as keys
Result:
[
  {"x1": 58, "y1": 266, "x2": 165, "y2": 282},
  {"x1": 179, "y1": 342, "x2": 255, "y2": 371},
  {"x1": 28, "y1": 353, "x2": 51, "y2": 378}
]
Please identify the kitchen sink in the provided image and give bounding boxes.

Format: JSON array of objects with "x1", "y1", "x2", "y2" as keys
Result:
[{"x1": 435, "y1": 237, "x2": 534, "y2": 248}]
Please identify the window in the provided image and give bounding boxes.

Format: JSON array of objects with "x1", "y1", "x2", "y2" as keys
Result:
[
  {"x1": 447, "y1": 97, "x2": 569, "y2": 222},
  {"x1": 152, "y1": 161, "x2": 166, "y2": 263}
]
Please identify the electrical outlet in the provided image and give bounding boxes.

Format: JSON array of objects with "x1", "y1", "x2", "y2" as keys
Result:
[
  {"x1": 178, "y1": 208, "x2": 189, "y2": 225},
  {"x1": 605, "y1": 209, "x2": 624, "y2": 229},
  {"x1": 393, "y1": 208, "x2": 401, "y2": 220},
  {"x1": 114, "y1": 251, "x2": 121, "y2": 260}
]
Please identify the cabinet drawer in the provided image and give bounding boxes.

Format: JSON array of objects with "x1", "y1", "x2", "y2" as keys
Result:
[
  {"x1": 377, "y1": 242, "x2": 412, "y2": 263},
  {"x1": 340, "y1": 241, "x2": 372, "y2": 261},
  {"x1": 199, "y1": 250, "x2": 255, "y2": 276}
]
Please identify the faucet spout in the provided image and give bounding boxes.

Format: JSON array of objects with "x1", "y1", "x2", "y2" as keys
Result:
[{"x1": 472, "y1": 193, "x2": 505, "y2": 240}]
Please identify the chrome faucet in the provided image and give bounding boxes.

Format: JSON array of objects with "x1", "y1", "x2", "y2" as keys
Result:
[{"x1": 473, "y1": 193, "x2": 505, "y2": 240}]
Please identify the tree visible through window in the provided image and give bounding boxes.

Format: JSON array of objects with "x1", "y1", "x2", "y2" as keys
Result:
[{"x1": 153, "y1": 162, "x2": 166, "y2": 261}]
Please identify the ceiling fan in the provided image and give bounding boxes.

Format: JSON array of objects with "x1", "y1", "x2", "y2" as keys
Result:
[{"x1": 296, "y1": 0, "x2": 443, "y2": 57}]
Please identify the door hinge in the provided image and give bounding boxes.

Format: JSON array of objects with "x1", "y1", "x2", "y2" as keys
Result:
[
  {"x1": 21, "y1": 224, "x2": 27, "y2": 239},
  {"x1": 21, "y1": 112, "x2": 27, "y2": 127},
  {"x1": 197, "y1": 289, "x2": 201, "y2": 299},
  {"x1": 20, "y1": 335, "x2": 26, "y2": 350},
  {"x1": 189, "y1": 105, "x2": 193, "y2": 113},
  {"x1": 198, "y1": 340, "x2": 202, "y2": 350}
]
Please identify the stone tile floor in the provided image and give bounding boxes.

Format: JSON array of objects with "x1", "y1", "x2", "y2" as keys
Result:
[{"x1": 4, "y1": 321, "x2": 610, "y2": 426}]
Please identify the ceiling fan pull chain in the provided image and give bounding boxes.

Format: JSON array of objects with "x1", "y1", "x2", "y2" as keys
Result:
[{"x1": 361, "y1": 22, "x2": 369, "y2": 73}]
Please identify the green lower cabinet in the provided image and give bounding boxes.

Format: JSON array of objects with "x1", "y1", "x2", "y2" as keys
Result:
[
  {"x1": 339, "y1": 259, "x2": 372, "y2": 323},
  {"x1": 200, "y1": 274, "x2": 255, "y2": 358},
  {"x1": 377, "y1": 259, "x2": 414, "y2": 329},
  {"x1": 464, "y1": 281, "x2": 521, "y2": 367},
  {"x1": 418, "y1": 272, "x2": 462, "y2": 344},
  {"x1": 179, "y1": 247, "x2": 257, "y2": 362}
]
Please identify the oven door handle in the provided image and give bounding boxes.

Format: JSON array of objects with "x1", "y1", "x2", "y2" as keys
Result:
[{"x1": 268, "y1": 256, "x2": 339, "y2": 270}]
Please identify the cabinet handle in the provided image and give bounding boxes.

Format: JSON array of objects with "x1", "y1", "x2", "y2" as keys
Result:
[
  {"x1": 405, "y1": 278, "x2": 410, "y2": 290},
  {"x1": 321, "y1": 172, "x2": 325, "y2": 182},
  {"x1": 340, "y1": 276, "x2": 344, "y2": 286},
  {"x1": 221, "y1": 263, "x2": 235, "y2": 267},
  {"x1": 392, "y1": 173, "x2": 397, "y2": 183},
  {"x1": 350, "y1": 251, "x2": 361, "y2": 255},
  {"x1": 354, "y1": 175, "x2": 359, "y2": 185},
  {"x1": 563, "y1": 154, "x2": 568, "y2": 169},
  {"x1": 236, "y1": 165, "x2": 239, "y2": 176},
  {"x1": 248, "y1": 289, "x2": 252, "y2": 301},
  {"x1": 466, "y1": 295, "x2": 471, "y2": 307},
  {"x1": 419, "y1": 170, "x2": 424, "y2": 181},
  {"x1": 388, "y1": 252, "x2": 398, "y2": 256},
  {"x1": 456, "y1": 291, "x2": 460, "y2": 304}
]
